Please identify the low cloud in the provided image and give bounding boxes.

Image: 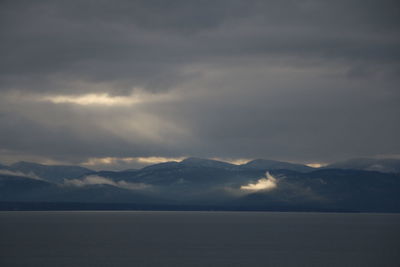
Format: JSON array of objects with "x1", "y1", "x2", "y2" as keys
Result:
[
  {"x1": 82, "y1": 156, "x2": 186, "y2": 170},
  {"x1": 0, "y1": 169, "x2": 42, "y2": 180},
  {"x1": 64, "y1": 175, "x2": 150, "y2": 190},
  {"x1": 240, "y1": 172, "x2": 278, "y2": 192},
  {"x1": 306, "y1": 163, "x2": 327, "y2": 168}
]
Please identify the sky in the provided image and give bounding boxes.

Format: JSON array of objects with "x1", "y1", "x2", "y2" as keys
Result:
[{"x1": 0, "y1": 0, "x2": 399, "y2": 170}]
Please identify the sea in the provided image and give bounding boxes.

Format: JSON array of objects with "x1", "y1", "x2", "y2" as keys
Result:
[{"x1": 0, "y1": 211, "x2": 399, "y2": 267}]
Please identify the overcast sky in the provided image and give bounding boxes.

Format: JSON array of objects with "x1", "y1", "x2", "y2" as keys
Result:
[{"x1": 0, "y1": 0, "x2": 399, "y2": 169}]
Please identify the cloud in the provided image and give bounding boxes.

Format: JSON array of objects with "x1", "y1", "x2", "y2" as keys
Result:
[
  {"x1": 41, "y1": 89, "x2": 177, "y2": 106},
  {"x1": 306, "y1": 163, "x2": 327, "y2": 168},
  {"x1": 0, "y1": 0, "x2": 399, "y2": 166},
  {"x1": 43, "y1": 93, "x2": 141, "y2": 106},
  {"x1": 81, "y1": 156, "x2": 186, "y2": 170},
  {"x1": 64, "y1": 175, "x2": 151, "y2": 190},
  {"x1": 0, "y1": 169, "x2": 41, "y2": 180},
  {"x1": 240, "y1": 172, "x2": 278, "y2": 192}
]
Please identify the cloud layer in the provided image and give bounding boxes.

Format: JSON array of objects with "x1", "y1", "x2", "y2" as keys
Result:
[
  {"x1": 240, "y1": 172, "x2": 278, "y2": 192},
  {"x1": 0, "y1": 169, "x2": 41, "y2": 180},
  {"x1": 0, "y1": 0, "x2": 399, "y2": 168},
  {"x1": 65, "y1": 175, "x2": 150, "y2": 190}
]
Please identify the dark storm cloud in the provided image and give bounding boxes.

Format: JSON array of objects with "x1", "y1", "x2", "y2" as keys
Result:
[
  {"x1": 0, "y1": 0, "x2": 399, "y2": 167},
  {"x1": 1, "y1": 0, "x2": 399, "y2": 93}
]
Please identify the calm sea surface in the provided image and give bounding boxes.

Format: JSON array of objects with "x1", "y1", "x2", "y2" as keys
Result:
[{"x1": 0, "y1": 211, "x2": 399, "y2": 267}]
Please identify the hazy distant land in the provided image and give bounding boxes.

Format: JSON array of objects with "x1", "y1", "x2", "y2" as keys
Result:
[{"x1": 1, "y1": 157, "x2": 399, "y2": 212}]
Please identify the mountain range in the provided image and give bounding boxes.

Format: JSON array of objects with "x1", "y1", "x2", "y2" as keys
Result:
[
  {"x1": 0, "y1": 157, "x2": 399, "y2": 212},
  {"x1": 325, "y1": 158, "x2": 400, "y2": 173}
]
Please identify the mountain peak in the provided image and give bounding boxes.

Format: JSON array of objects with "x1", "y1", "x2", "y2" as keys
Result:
[
  {"x1": 245, "y1": 159, "x2": 279, "y2": 165},
  {"x1": 8, "y1": 161, "x2": 93, "y2": 182},
  {"x1": 182, "y1": 157, "x2": 216, "y2": 163},
  {"x1": 242, "y1": 159, "x2": 313, "y2": 172},
  {"x1": 181, "y1": 157, "x2": 236, "y2": 169},
  {"x1": 11, "y1": 161, "x2": 42, "y2": 168}
]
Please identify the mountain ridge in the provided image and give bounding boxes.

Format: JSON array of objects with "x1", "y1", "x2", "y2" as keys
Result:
[
  {"x1": 0, "y1": 157, "x2": 399, "y2": 212},
  {"x1": 325, "y1": 158, "x2": 400, "y2": 173},
  {"x1": 0, "y1": 161, "x2": 93, "y2": 183}
]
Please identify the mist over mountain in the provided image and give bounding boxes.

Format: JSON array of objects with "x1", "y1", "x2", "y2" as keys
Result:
[
  {"x1": 1, "y1": 157, "x2": 399, "y2": 212},
  {"x1": 241, "y1": 159, "x2": 313, "y2": 172},
  {"x1": 325, "y1": 158, "x2": 400, "y2": 173},
  {"x1": 0, "y1": 162, "x2": 93, "y2": 183}
]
